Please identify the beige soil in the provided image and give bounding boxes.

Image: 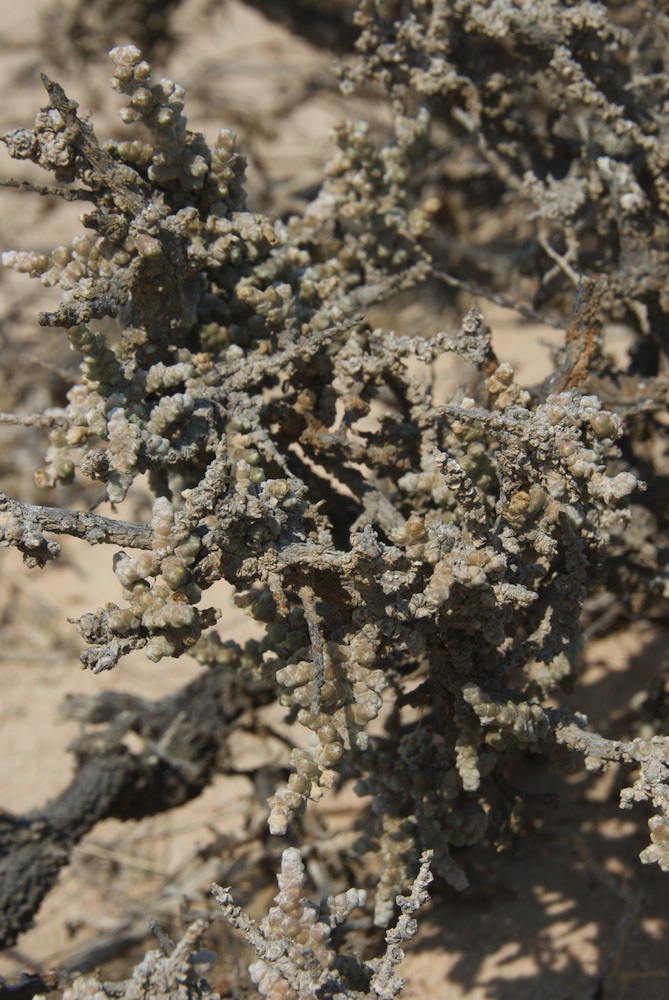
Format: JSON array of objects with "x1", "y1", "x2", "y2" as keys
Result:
[{"x1": 0, "y1": 2, "x2": 667, "y2": 997}]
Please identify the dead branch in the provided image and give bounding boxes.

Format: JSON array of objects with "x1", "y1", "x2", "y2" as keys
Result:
[{"x1": 0, "y1": 664, "x2": 272, "y2": 948}]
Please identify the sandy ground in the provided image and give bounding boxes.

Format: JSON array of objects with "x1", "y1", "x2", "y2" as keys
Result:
[{"x1": 0, "y1": 2, "x2": 668, "y2": 997}]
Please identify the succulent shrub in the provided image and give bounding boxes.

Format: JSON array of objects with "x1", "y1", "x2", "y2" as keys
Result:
[{"x1": 1, "y1": 2, "x2": 668, "y2": 996}]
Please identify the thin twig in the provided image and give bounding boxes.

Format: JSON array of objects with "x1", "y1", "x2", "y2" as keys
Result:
[
  {"x1": 72, "y1": 842, "x2": 172, "y2": 876},
  {"x1": 572, "y1": 835, "x2": 643, "y2": 1000},
  {"x1": 537, "y1": 233, "x2": 582, "y2": 286},
  {"x1": 433, "y1": 268, "x2": 567, "y2": 329},
  {"x1": 0, "y1": 176, "x2": 93, "y2": 202},
  {"x1": 147, "y1": 916, "x2": 174, "y2": 956},
  {"x1": 0, "y1": 411, "x2": 68, "y2": 429},
  {"x1": 299, "y1": 584, "x2": 326, "y2": 716}
]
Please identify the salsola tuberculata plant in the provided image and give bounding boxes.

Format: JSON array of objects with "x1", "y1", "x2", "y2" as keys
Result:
[{"x1": 1, "y1": 1, "x2": 669, "y2": 996}]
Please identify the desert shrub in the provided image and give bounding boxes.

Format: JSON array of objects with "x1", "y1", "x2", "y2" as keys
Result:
[{"x1": 1, "y1": 2, "x2": 668, "y2": 997}]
